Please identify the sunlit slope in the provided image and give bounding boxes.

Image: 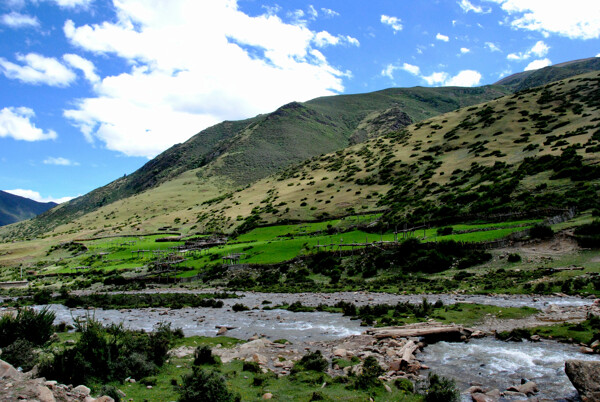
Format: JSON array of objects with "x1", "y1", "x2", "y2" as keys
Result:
[{"x1": 195, "y1": 71, "x2": 600, "y2": 232}]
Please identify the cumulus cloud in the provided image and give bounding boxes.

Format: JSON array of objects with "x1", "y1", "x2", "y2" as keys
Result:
[
  {"x1": 43, "y1": 156, "x2": 79, "y2": 166},
  {"x1": 507, "y1": 40, "x2": 549, "y2": 61},
  {"x1": 313, "y1": 31, "x2": 359, "y2": 47},
  {"x1": 458, "y1": 0, "x2": 489, "y2": 13},
  {"x1": 446, "y1": 70, "x2": 482, "y2": 86},
  {"x1": 489, "y1": 0, "x2": 600, "y2": 39},
  {"x1": 485, "y1": 42, "x2": 501, "y2": 52},
  {"x1": 321, "y1": 8, "x2": 339, "y2": 18},
  {"x1": 0, "y1": 107, "x2": 57, "y2": 141},
  {"x1": 381, "y1": 15, "x2": 403, "y2": 32},
  {"x1": 62, "y1": 0, "x2": 352, "y2": 158},
  {"x1": 0, "y1": 53, "x2": 76, "y2": 86},
  {"x1": 50, "y1": 0, "x2": 93, "y2": 8},
  {"x1": 384, "y1": 62, "x2": 480, "y2": 87},
  {"x1": 460, "y1": 47, "x2": 471, "y2": 53},
  {"x1": 436, "y1": 33, "x2": 449, "y2": 42},
  {"x1": 4, "y1": 189, "x2": 74, "y2": 204},
  {"x1": 1, "y1": 12, "x2": 39, "y2": 28},
  {"x1": 525, "y1": 58, "x2": 552, "y2": 71},
  {"x1": 63, "y1": 53, "x2": 99, "y2": 83}
]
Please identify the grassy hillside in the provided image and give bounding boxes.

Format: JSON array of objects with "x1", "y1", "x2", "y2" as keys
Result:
[
  {"x1": 495, "y1": 57, "x2": 600, "y2": 92},
  {"x1": 192, "y1": 71, "x2": 600, "y2": 232},
  {"x1": 1, "y1": 60, "x2": 599, "y2": 242},
  {"x1": 0, "y1": 191, "x2": 56, "y2": 226}
]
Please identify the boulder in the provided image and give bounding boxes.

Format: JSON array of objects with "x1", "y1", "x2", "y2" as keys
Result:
[
  {"x1": 518, "y1": 381, "x2": 538, "y2": 395},
  {"x1": 0, "y1": 359, "x2": 22, "y2": 380},
  {"x1": 217, "y1": 326, "x2": 228, "y2": 335},
  {"x1": 565, "y1": 360, "x2": 600, "y2": 401},
  {"x1": 262, "y1": 392, "x2": 273, "y2": 399},
  {"x1": 74, "y1": 384, "x2": 91, "y2": 396},
  {"x1": 37, "y1": 385, "x2": 56, "y2": 402},
  {"x1": 333, "y1": 349, "x2": 347, "y2": 358},
  {"x1": 96, "y1": 397, "x2": 116, "y2": 402},
  {"x1": 465, "y1": 386, "x2": 484, "y2": 394},
  {"x1": 471, "y1": 393, "x2": 495, "y2": 402}
]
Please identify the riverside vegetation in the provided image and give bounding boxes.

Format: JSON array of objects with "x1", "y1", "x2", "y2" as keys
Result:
[{"x1": 1, "y1": 61, "x2": 600, "y2": 401}]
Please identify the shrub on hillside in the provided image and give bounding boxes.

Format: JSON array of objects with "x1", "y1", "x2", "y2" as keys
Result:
[
  {"x1": 1, "y1": 339, "x2": 36, "y2": 371},
  {"x1": 292, "y1": 350, "x2": 328, "y2": 373},
  {"x1": 424, "y1": 373, "x2": 459, "y2": 402},
  {"x1": 0, "y1": 307, "x2": 55, "y2": 348},
  {"x1": 193, "y1": 345, "x2": 219, "y2": 366},
  {"x1": 178, "y1": 367, "x2": 239, "y2": 402},
  {"x1": 574, "y1": 220, "x2": 600, "y2": 248},
  {"x1": 507, "y1": 253, "x2": 522, "y2": 262},
  {"x1": 353, "y1": 356, "x2": 384, "y2": 390},
  {"x1": 530, "y1": 224, "x2": 554, "y2": 239}
]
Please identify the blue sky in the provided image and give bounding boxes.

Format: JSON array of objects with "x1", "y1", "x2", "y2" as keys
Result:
[{"x1": 1, "y1": 0, "x2": 599, "y2": 203}]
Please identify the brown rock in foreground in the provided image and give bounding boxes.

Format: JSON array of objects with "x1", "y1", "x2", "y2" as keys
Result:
[{"x1": 565, "y1": 360, "x2": 600, "y2": 401}]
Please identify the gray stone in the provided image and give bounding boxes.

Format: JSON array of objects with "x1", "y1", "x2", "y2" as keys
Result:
[
  {"x1": 565, "y1": 360, "x2": 600, "y2": 401},
  {"x1": 74, "y1": 384, "x2": 91, "y2": 396},
  {"x1": 0, "y1": 359, "x2": 22, "y2": 380}
]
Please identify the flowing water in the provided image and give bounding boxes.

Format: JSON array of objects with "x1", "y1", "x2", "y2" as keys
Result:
[
  {"x1": 42, "y1": 304, "x2": 364, "y2": 343},
  {"x1": 420, "y1": 338, "x2": 598, "y2": 400}
]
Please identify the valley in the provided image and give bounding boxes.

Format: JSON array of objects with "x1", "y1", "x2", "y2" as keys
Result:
[{"x1": 1, "y1": 62, "x2": 600, "y2": 401}]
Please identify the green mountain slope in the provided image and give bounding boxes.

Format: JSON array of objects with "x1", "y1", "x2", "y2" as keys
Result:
[
  {"x1": 495, "y1": 57, "x2": 600, "y2": 92},
  {"x1": 1, "y1": 59, "x2": 599, "y2": 241},
  {"x1": 193, "y1": 71, "x2": 600, "y2": 232},
  {"x1": 0, "y1": 191, "x2": 57, "y2": 226}
]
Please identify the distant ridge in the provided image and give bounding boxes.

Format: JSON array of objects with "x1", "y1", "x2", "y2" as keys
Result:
[
  {"x1": 495, "y1": 57, "x2": 600, "y2": 91},
  {"x1": 0, "y1": 191, "x2": 57, "y2": 226}
]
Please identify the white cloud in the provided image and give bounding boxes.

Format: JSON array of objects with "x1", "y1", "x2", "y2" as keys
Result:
[
  {"x1": 458, "y1": 0, "x2": 489, "y2": 13},
  {"x1": 313, "y1": 31, "x2": 359, "y2": 48},
  {"x1": 381, "y1": 63, "x2": 421, "y2": 80},
  {"x1": 460, "y1": 47, "x2": 471, "y2": 54},
  {"x1": 321, "y1": 8, "x2": 339, "y2": 18},
  {"x1": 0, "y1": 53, "x2": 76, "y2": 86},
  {"x1": 446, "y1": 70, "x2": 482, "y2": 86},
  {"x1": 381, "y1": 15, "x2": 402, "y2": 32},
  {"x1": 1, "y1": 12, "x2": 39, "y2": 28},
  {"x1": 488, "y1": 0, "x2": 600, "y2": 39},
  {"x1": 597, "y1": 53, "x2": 600, "y2": 57},
  {"x1": 43, "y1": 156, "x2": 79, "y2": 166},
  {"x1": 50, "y1": 0, "x2": 93, "y2": 8},
  {"x1": 0, "y1": 107, "x2": 57, "y2": 141},
  {"x1": 436, "y1": 33, "x2": 449, "y2": 42},
  {"x1": 530, "y1": 40, "x2": 549, "y2": 57},
  {"x1": 525, "y1": 58, "x2": 552, "y2": 71},
  {"x1": 507, "y1": 40, "x2": 550, "y2": 61},
  {"x1": 485, "y1": 42, "x2": 501, "y2": 52},
  {"x1": 63, "y1": 53, "x2": 99, "y2": 83},
  {"x1": 400, "y1": 63, "x2": 481, "y2": 87},
  {"x1": 62, "y1": 0, "x2": 351, "y2": 158},
  {"x1": 4, "y1": 189, "x2": 74, "y2": 204}
]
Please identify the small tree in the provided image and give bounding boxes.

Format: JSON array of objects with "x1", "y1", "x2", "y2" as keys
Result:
[{"x1": 178, "y1": 367, "x2": 238, "y2": 402}]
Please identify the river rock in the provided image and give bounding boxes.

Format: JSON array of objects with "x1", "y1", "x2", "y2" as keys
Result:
[
  {"x1": 565, "y1": 360, "x2": 600, "y2": 401},
  {"x1": 0, "y1": 359, "x2": 22, "y2": 380},
  {"x1": 95, "y1": 397, "x2": 116, "y2": 402},
  {"x1": 333, "y1": 348, "x2": 347, "y2": 358},
  {"x1": 262, "y1": 392, "x2": 273, "y2": 399},
  {"x1": 74, "y1": 384, "x2": 91, "y2": 396},
  {"x1": 384, "y1": 383, "x2": 392, "y2": 393},
  {"x1": 471, "y1": 330, "x2": 486, "y2": 338},
  {"x1": 518, "y1": 381, "x2": 538, "y2": 395},
  {"x1": 37, "y1": 385, "x2": 55, "y2": 402},
  {"x1": 580, "y1": 346, "x2": 594, "y2": 354},
  {"x1": 471, "y1": 393, "x2": 495, "y2": 402},
  {"x1": 217, "y1": 326, "x2": 228, "y2": 335},
  {"x1": 465, "y1": 385, "x2": 484, "y2": 394}
]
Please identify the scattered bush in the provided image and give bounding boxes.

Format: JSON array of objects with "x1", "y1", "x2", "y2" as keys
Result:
[
  {"x1": 242, "y1": 361, "x2": 262, "y2": 373},
  {"x1": 353, "y1": 356, "x2": 384, "y2": 390},
  {"x1": 293, "y1": 350, "x2": 328, "y2": 373},
  {"x1": 0, "y1": 307, "x2": 55, "y2": 347},
  {"x1": 194, "y1": 345, "x2": 219, "y2": 366},
  {"x1": 178, "y1": 367, "x2": 238, "y2": 402},
  {"x1": 507, "y1": 253, "x2": 522, "y2": 262},
  {"x1": 394, "y1": 377, "x2": 414, "y2": 393},
  {"x1": 530, "y1": 224, "x2": 554, "y2": 239},
  {"x1": 232, "y1": 303, "x2": 249, "y2": 312},
  {"x1": 436, "y1": 227, "x2": 453, "y2": 236},
  {"x1": 1, "y1": 339, "x2": 36, "y2": 371},
  {"x1": 424, "y1": 373, "x2": 459, "y2": 402}
]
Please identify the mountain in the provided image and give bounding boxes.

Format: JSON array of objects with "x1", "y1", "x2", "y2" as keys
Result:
[
  {"x1": 495, "y1": 57, "x2": 600, "y2": 92},
  {"x1": 187, "y1": 69, "x2": 600, "y2": 232},
  {"x1": 1, "y1": 58, "x2": 599, "y2": 240},
  {"x1": 0, "y1": 191, "x2": 57, "y2": 226}
]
